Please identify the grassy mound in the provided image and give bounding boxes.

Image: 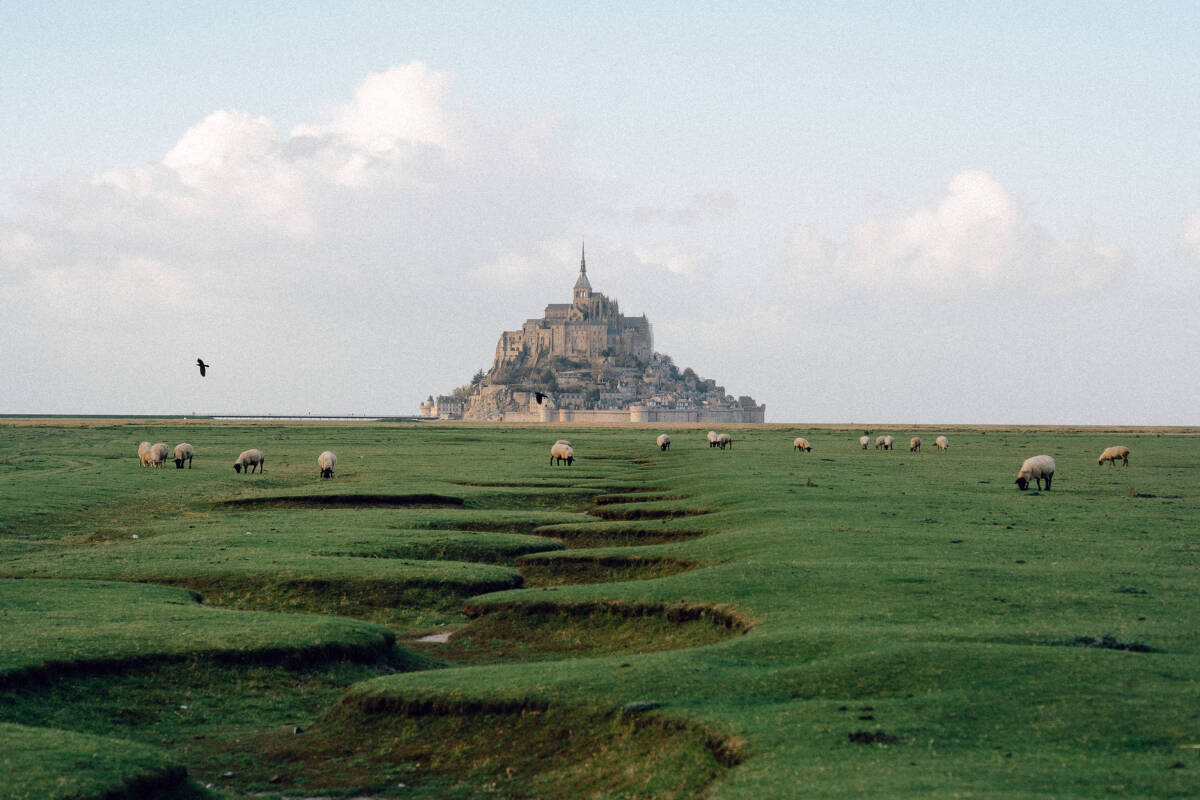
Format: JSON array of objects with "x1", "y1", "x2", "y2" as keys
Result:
[
  {"x1": 0, "y1": 579, "x2": 395, "y2": 684},
  {"x1": 0, "y1": 721, "x2": 199, "y2": 800}
]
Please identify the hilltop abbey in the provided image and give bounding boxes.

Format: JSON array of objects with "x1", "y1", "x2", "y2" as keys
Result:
[
  {"x1": 421, "y1": 245, "x2": 765, "y2": 423},
  {"x1": 492, "y1": 245, "x2": 653, "y2": 371}
]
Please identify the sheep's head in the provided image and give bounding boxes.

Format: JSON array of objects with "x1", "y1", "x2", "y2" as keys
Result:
[
  {"x1": 1015, "y1": 477, "x2": 1029, "y2": 490},
  {"x1": 174, "y1": 458, "x2": 184, "y2": 469},
  {"x1": 233, "y1": 463, "x2": 243, "y2": 473}
]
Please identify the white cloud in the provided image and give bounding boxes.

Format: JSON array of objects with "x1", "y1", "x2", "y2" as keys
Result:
[
  {"x1": 1181, "y1": 205, "x2": 1200, "y2": 261},
  {"x1": 632, "y1": 245, "x2": 696, "y2": 276},
  {"x1": 791, "y1": 170, "x2": 1124, "y2": 295},
  {"x1": 292, "y1": 63, "x2": 455, "y2": 156}
]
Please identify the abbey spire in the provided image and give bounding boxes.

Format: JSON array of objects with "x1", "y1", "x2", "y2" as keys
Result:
[{"x1": 573, "y1": 238, "x2": 592, "y2": 299}]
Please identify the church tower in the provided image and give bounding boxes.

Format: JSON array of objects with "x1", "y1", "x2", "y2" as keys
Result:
[{"x1": 573, "y1": 240, "x2": 592, "y2": 304}]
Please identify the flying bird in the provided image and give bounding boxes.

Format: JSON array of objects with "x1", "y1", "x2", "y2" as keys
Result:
[
  {"x1": 196, "y1": 358, "x2": 210, "y2": 377},
  {"x1": 535, "y1": 392, "x2": 547, "y2": 405}
]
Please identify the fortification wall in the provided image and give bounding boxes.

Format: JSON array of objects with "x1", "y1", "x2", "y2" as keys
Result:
[{"x1": 480, "y1": 406, "x2": 766, "y2": 424}]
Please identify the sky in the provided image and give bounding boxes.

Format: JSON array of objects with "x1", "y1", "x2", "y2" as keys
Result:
[{"x1": 2, "y1": 1, "x2": 1197, "y2": 424}]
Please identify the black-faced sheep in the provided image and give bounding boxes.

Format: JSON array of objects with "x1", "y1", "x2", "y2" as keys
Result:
[
  {"x1": 173, "y1": 443, "x2": 194, "y2": 469},
  {"x1": 233, "y1": 449, "x2": 265, "y2": 474},
  {"x1": 880, "y1": 435, "x2": 894, "y2": 450},
  {"x1": 138, "y1": 441, "x2": 152, "y2": 467},
  {"x1": 148, "y1": 442, "x2": 170, "y2": 468},
  {"x1": 318, "y1": 450, "x2": 337, "y2": 478},
  {"x1": 1015, "y1": 455, "x2": 1055, "y2": 491},
  {"x1": 935, "y1": 435, "x2": 949, "y2": 451},
  {"x1": 550, "y1": 441, "x2": 574, "y2": 466},
  {"x1": 793, "y1": 437, "x2": 811, "y2": 452},
  {"x1": 716, "y1": 433, "x2": 733, "y2": 450},
  {"x1": 707, "y1": 430, "x2": 719, "y2": 448},
  {"x1": 909, "y1": 437, "x2": 921, "y2": 453},
  {"x1": 657, "y1": 434, "x2": 671, "y2": 451},
  {"x1": 859, "y1": 435, "x2": 870, "y2": 449},
  {"x1": 1098, "y1": 446, "x2": 1130, "y2": 467}
]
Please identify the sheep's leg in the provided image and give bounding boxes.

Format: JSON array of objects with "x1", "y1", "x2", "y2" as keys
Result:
[{"x1": 1044, "y1": 475, "x2": 1052, "y2": 490}]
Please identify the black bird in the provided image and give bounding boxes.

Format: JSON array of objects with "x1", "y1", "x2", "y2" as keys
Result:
[
  {"x1": 535, "y1": 391, "x2": 547, "y2": 405},
  {"x1": 196, "y1": 358, "x2": 210, "y2": 377}
]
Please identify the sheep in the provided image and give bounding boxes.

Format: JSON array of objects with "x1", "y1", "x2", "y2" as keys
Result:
[
  {"x1": 138, "y1": 441, "x2": 153, "y2": 467},
  {"x1": 318, "y1": 450, "x2": 337, "y2": 479},
  {"x1": 148, "y1": 442, "x2": 169, "y2": 468},
  {"x1": 793, "y1": 437, "x2": 811, "y2": 452},
  {"x1": 860, "y1": 435, "x2": 870, "y2": 449},
  {"x1": 707, "y1": 430, "x2": 719, "y2": 448},
  {"x1": 1097, "y1": 445, "x2": 1130, "y2": 467},
  {"x1": 173, "y1": 443, "x2": 194, "y2": 469},
  {"x1": 233, "y1": 449, "x2": 265, "y2": 474},
  {"x1": 657, "y1": 434, "x2": 671, "y2": 451},
  {"x1": 1015, "y1": 455, "x2": 1056, "y2": 491},
  {"x1": 909, "y1": 437, "x2": 921, "y2": 453},
  {"x1": 716, "y1": 433, "x2": 733, "y2": 450},
  {"x1": 935, "y1": 435, "x2": 949, "y2": 451},
  {"x1": 874, "y1": 436, "x2": 886, "y2": 450},
  {"x1": 875, "y1": 435, "x2": 894, "y2": 451},
  {"x1": 550, "y1": 441, "x2": 574, "y2": 466}
]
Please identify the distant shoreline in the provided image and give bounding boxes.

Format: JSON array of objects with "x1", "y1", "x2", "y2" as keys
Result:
[{"x1": 0, "y1": 415, "x2": 1194, "y2": 434}]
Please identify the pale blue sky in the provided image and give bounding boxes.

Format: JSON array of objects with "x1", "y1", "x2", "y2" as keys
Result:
[{"x1": 2, "y1": 2, "x2": 1197, "y2": 421}]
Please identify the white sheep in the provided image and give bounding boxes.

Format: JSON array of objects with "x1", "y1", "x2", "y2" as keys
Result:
[
  {"x1": 909, "y1": 436, "x2": 921, "y2": 453},
  {"x1": 707, "y1": 430, "x2": 719, "y2": 448},
  {"x1": 1098, "y1": 445, "x2": 1130, "y2": 467},
  {"x1": 874, "y1": 435, "x2": 886, "y2": 450},
  {"x1": 859, "y1": 435, "x2": 870, "y2": 450},
  {"x1": 173, "y1": 443, "x2": 194, "y2": 469},
  {"x1": 138, "y1": 441, "x2": 153, "y2": 467},
  {"x1": 148, "y1": 442, "x2": 169, "y2": 468},
  {"x1": 879, "y1": 435, "x2": 894, "y2": 451},
  {"x1": 716, "y1": 433, "x2": 733, "y2": 450},
  {"x1": 550, "y1": 441, "x2": 574, "y2": 466},
  {"x1": 657, "y1": 434, "x2": 671, "y2": 451},
  {"x1": 1015, "y1": 455, "x2": 1056, "y2": 491},
  {"x1": 317, "y1": 450, "x2": 337, "y2": 478},
  {"x1": 793, "y1": 437, "x2": 811, "y2": 452},
  {"x1": 935, "y1": 435, "x2": 949, "y2": 451},
  {"x1": 233, "y1": 449, "x2": 265, "y2": 474}
]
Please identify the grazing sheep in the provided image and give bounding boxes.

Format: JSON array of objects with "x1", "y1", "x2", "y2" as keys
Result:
[
  {"x1": 1098, "y1": 446, "x2": 1130, "y2": 467},
  {"x1": 173, "y1": 443, "x2": 194, "y2": 469},
  {"x1": 875, "y1": 435, "x2": 894, "y2": 451},
  {"x1": 233, "y1": 449, "x2": 265, "y2": 474},
  {"x1": 657, "y1": 434, "x2": 671, "y2": 451},
  {"x1": 860, "y1": 435, "x2": 870, "y2": 449},
  {"x1": 909, "y1": 437, "x2": 921, "y2": 453},
  {"x1": 874, "y1": 436, "x2": 886, "y2": 450},
  {"x1": 1015, "y1": 455, "x2": 1056, "y2": 491},
  {"x1": 793, "y1": 437, "x2": 811, "y2": 452},
  {"x1": 935, "y1": 435, "x2": 949, "y2": 451},
  {"x1": 707, "y1": 430, "x2": 719, "y2": 448},
  {"x1": 148, "y1": 442, "x2": 170, "y2": 468},
  {"x1": 716, "y1": 433, "x2": 733, "y2": 450},
  {"x1": 550, "y1": 441, "x2": 574, "y2": 466},
  {"x1": 318, "y1": 450, "x2": 337, "y2": 479},
  {"x1": 138, "y1": 441, "x2": 153, "y2": 467}
]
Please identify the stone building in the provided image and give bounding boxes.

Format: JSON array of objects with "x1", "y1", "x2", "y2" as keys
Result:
[
  {"x1": 418, "y1": 395, "x2": 464, "y2": 419},
  {"x1": 491, "y1": 244, "x2": 652, "y2": 374}
]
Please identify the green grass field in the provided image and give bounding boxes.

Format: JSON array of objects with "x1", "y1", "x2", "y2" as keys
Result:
[{"x1": 1, "y1": 420, "x2": 1197, "y2": 798}]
